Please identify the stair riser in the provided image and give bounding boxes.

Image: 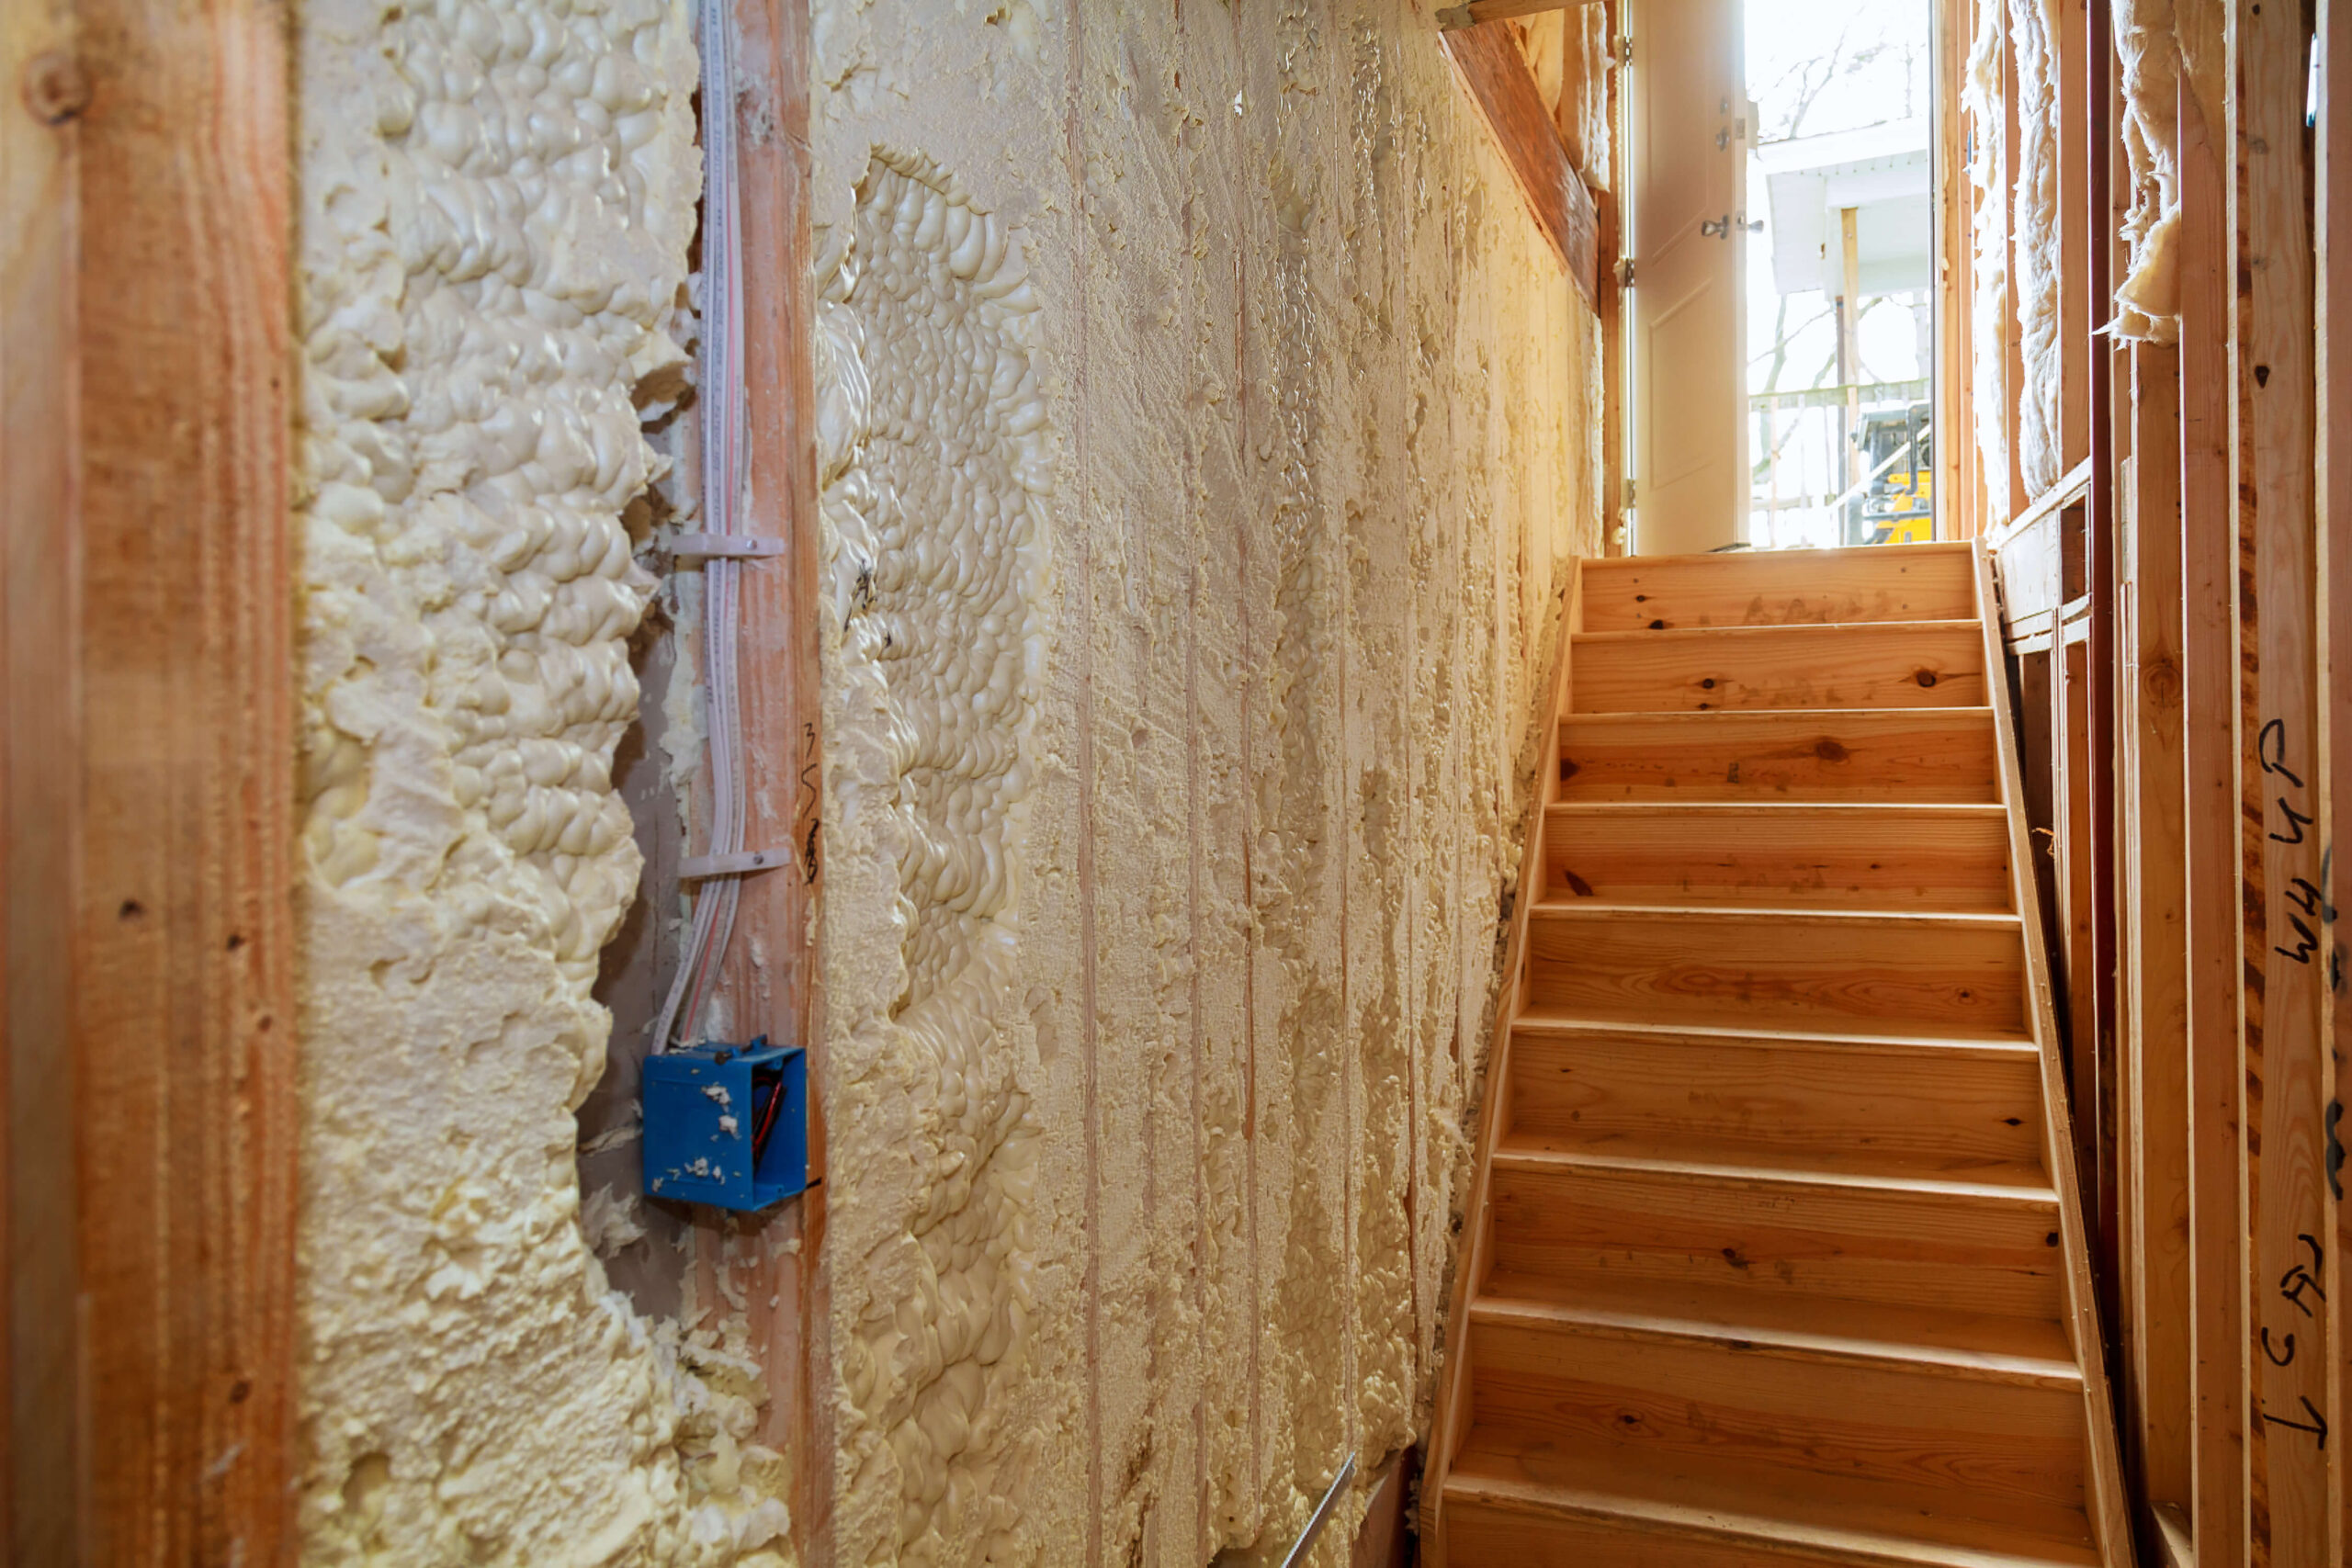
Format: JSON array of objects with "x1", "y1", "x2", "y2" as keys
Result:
[
  {"x1": 1510, "y1": 1032, "x2": 2048, "y2": 1173},
  {"x1": 1579, "y1": 547, "x2": 1978, "y2": 634},
  {"x1": 1467, "y1": 1322, "x2": 2086, "y2": 1517},
  {"x1": 1525, "y1": 913, "x2": 2029, "y2": 1038},
  {"x1": 1571, "y1": 624, "x2": 1987, "y2": 714},
  {"x1": 1558, "y1": 714, "x2": 2000, "y2": 803},
  {"x1": 1487, "y1": 1165, "x2": 2067, "y2": 1322},
  {"x1": 1445, "y1": 1498, "x2": 2077, "y2": 1568},
  {"x1": 1545, "y1": 807, "x2": 2013, "y2": 910}
]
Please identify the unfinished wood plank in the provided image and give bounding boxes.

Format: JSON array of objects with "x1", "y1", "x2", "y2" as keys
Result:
[
  {"x1": 1479, "y1": 1263, "x2": 2080, "y2": 1372},
  {"x1": 1467, "y1": 1316, "x2": 2087, "y2": 1512},
  {"x1": 1567, "y1": 621, "x2": 1986, "y2": 713},
  {"x1": 1556, "y1": 708, "x2": 2000, "y2": 804},
  {"x1": 60, "y1": 0, "x2": 302, "y2": 1558},
  {"x1": 1972, "y1": 547, "x2": 2133, "y2": 1567},
  {"x1": 707, "y1": 4, "x2": 830, "y2": 1552},
  {"x1": 5, "y1": 0, "x2": 81, "y2": 1551},
  {"x1": 1439, "y1": 20, "x2": 1600, "y2": 306},
  {"x1": 1544, "y1": 802, "x2": 2013, "y2": 909},
  {"x1": 1524, "y1": 905, "x2": 2030, "y2": 1038},
  {"x1": 2121, "y1": 344, "x2": 2191, "y2": 1517},
  {"x1": 2228, "y1": 2, "x2": 2329, "y2": 1557},
  {"x1": 1446, "y1": 1435, "x2": 2102, "y2": 1568},
  {"x1": 2175, "y1": 69, "x2": 2246, "y2": 1568},
  {"x1": 1510, "y1": 1023, "x2": 2046, "y2": 1176},
  {"x1": 2316, "y1": 5, "x2": 2352, "y2": 1565},
  {"x1": 1487, "y1": 1148, "x2": 2065, "y2": 1323},
  {"x1": 1579, "y1": 543, "x2": 1978, "y2": 632}
]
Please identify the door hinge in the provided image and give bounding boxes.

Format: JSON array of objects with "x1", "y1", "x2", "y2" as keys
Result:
[
  {"x1": 1616, "y1": 256, "x2": 1636, "y2": 287},
  {"x1": 1623, "y1": 479, "x2": 1638, "y2": 507},
  {"x1": 1617, "y1": 34, "x2": 1633, "y2": 65}
]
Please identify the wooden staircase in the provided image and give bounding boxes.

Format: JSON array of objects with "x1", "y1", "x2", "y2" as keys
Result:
[{"x1": 1422, "y1": 543, "x2": 2130, "y2": 1567}]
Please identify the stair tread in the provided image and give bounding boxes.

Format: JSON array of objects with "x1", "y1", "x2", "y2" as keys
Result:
[
  {"x1": 1530, "y1": 900, "x2": 2023, "y2": 928},
  {"x1": 1509, "y1": 1012, "x2": 2041, "y2": 1058},
  {"x1": 1446, "y1": 1437, "x2": 2099, "y2": 1568},
  {"x1": 1492, "y1": 1135, "x2": 2060, "y2": 1206},
  {"x1": 1480, "y1": 1269, "x2": 2076, "y2": 1375},
  {"x1": 1503, "y1": 1125, "x2": 2052, "y2": 1189},
  {"x1": 1583, "y1": 541, "x2": 1976, "y2": 572},
  {"x1": 1471, "y1": 1276, "x2": 2081, "y2": 1387},
  {"x1": 1561, "y1": 705, "x2": 1996, "y2": 723},
  {"x1": 1514, "y1": 999, "x2": 2035, "y2": 1049},
  {"x1": 1547, "y1": 800, "x2": 2010, "y2": 815},
  {"x1": 1573, "y1": 617, "x2": 1985, "y2": 644}
]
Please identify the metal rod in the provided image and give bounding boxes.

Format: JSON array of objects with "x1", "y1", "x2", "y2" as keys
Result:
[{"x1": 1281, "y1": 1454, "x2": 1357, "y2": 1568}]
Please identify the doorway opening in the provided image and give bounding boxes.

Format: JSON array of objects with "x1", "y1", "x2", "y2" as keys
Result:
[
  {"x1": 1744, "y1": 0, "x2": 1937, "y2": 548},
  {"x1": 1621, "y1": 0, "x2": 1939, "y2": 554}
]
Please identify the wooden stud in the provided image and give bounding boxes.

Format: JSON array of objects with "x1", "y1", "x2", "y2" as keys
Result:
[
  {"x1": 5, "y1": 0, "x2": 82, "y2": 1550},
  {"x1": 2317, "y1": 3, "x2": 2352, "y2": 1562},
  {"x1": 707, "y1": 0, "x2": 830, "y2": 1554},
  {"x1": 2177, "y1": 65, "x2": 2246, "y2": 1568},
  {"x1": 2229, "y1": 0, "x2": 2329, "y2": 1558},
  {"x1": 2121, "y1": 344, "x2": 2190, "y2": 1517},
  {"x1": 3, "y1": 0, "x2": 302, "y2": 1556}
]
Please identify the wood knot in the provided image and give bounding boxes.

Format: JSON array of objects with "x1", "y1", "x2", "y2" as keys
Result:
[
  {"x1": 20, "y1": 51, "x2": 89, "y2": 126},
  {"x1": 1813, "y1": 737, "x2": 1850, "y2": 762}
]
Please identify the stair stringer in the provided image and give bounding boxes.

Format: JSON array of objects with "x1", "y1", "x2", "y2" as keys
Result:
[
  {"x1": 1419, "y1": 561, "x2": 1583, "y2": 1557},
  {"x1": 1417, "y1": 545, "x2": 2135, "y2": 1568},
  {"x1": 1973, "y1": 542, "x2": 2134, "y2": 1568}
]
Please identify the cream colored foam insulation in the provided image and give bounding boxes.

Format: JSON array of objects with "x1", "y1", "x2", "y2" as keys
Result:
[
  {"x1": 1512, "y1": 9, "x2": 1612, "y2": 195},
  {"x1": 2109, "y1": 0, "x2": 2224, "y2": 342},
  {"x1": 293, "y1": 0, "x2": 1597, "y2": 1562},
  {"x1": 1966, "y1": 1, "x2": 2011, "y2": 496},
  {"x1": 293, "y1": 0, "x2": 787, "y2": 1559},
  {"x1": 805, "y1": 3, "x2": 1598, "y2": 1562},
  {"x1": 2009, "y1": 0, "x2": 2064, "y2": 494}
]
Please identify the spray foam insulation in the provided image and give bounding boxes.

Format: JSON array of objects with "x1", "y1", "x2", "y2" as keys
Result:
[
  {"x1": 2109, "y1": 0, "x2": 2225, "y2": 343},
  {"x1": 292, "y1": 0, "x2": 1601, "y2": 1562},
  {"x1": 1966, "y1": 1, "x2": 2012, "y2": 496},
  {"x1": 294, "y1": 0, "x2": 784, "y2": 1558},
  {"x1": 2009, "y1": 0, "x2": 2064, "y2": 495}
]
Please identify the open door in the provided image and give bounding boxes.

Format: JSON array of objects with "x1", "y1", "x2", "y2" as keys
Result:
[{"x1": 1628, "y1": 0, "x2": 1747, "y2": 555}]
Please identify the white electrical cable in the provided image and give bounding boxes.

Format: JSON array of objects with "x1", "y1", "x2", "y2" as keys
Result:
[{"x1": 652, "y1": 0, "x2": 749, "y2": 1055}]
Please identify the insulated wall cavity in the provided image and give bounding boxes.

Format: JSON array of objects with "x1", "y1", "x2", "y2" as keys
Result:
[
  {"x1": 2109, "y1": 0, "x2": 2226, "y2": 341},
  {"x1": 1966, "y1": 3, "x2": 2012, "y2": 502},
  {"x1": 292, "y1": 0, "x2": 784, "y2": 1559},
  {"x1": 815, "y1": 152, "x2": 1052, "y2": 1565},
  {"x1": 805, "y1": 2, "x2": 1600, "y2": 1562},
  {"x1": 2009, "y1": 0, "x2": 2065, "y2": 494}
]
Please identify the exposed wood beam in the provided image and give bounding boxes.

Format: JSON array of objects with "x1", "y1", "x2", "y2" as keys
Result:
[
  {"x1": 1437, "y1": 0, "x2": 1601, "y2": 30},
  {"x1": 1440, "y1": 21, "x2": 1600, "y2": 309}
]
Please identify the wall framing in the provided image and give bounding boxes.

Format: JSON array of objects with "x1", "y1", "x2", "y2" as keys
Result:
[{"x1": 3, "y1": 0, "x2": 300, "y2": 1559}]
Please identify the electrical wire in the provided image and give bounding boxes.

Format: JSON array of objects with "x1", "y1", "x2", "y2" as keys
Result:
[{"x1": 652, "y1": 0, "x2": 747, "y2": 1055}]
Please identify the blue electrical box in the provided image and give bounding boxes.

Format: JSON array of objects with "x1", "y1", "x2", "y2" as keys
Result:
[{"x1": 641, "y1": 1039, "x2": 808, "y2": 1213}]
